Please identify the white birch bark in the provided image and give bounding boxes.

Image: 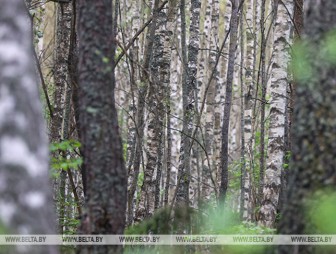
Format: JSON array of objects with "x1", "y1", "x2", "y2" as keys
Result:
[
  {"x1": 168, "y1": 13, "x2": 182, "y2": 205},
  {"x1": 0, "y1": 1, "x2": 58, "y2": 253},
  {"x1": 259, "y1": 0, "x2": 294, "y2": 227},
  {"x1": 242, "y1": 0, "x2": 255, "y2": 222}
]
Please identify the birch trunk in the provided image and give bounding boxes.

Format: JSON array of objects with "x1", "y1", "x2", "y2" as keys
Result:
[
  {"x1": 0, "y1": 1, "x2": 58, "y2": 253},
  {"x1": 136, "y1": 0, "x2": 166, "y2": 220},
  {"x1": 242, "y1": 0, "x2": 254, "y2": 222},
  {"x1": 259, "y1": 0, "x2": 294, "y2": 227},
  {"x1": 176, "y1": 0, "x2": 201, "y2": 207}
]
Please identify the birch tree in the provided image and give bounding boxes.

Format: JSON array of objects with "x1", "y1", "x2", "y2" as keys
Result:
[
  {"x1": 52, "y1": 1, "x2": 73, "y2": 234},
  {"x1": 0, "y1": 1, "x2": 58, "y2": 253},
  {"x1": 242, "y1": 0, "x2": 254, "y2": 222},
  {"x1": 176, "y1": 0, "x2": 201, "y2": 208},
  {"x1": 136, "y1": 0, "x2": 166, "y2": 220},
  {"x1": 259, "y1": 0, "x2": 294, "y2": 228}
]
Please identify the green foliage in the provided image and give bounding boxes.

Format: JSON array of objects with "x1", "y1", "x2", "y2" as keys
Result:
[
  {"x1": 50, "y1": 139, "x2": 81, "y2": 152},
  {"x1": 63, "y1": 216, "x2": 81, "y2": 235},
  {"x1": 0, "y1": 220, "x2": 9, "y2": 234},
  {"x1": 136, "y1": 172, "x2": 144, "y2": 204},
  {"x1": 291, "y1": 42, "x2": 314, "y2": 83},
  {"x1": 126, "y1": 207, "x2": 173, "y2": 235},
  {"x1": 123, "y1": 142, "x2": 128, "y2": 162},
  {"x1": 283, "y1": 151, "x2": 292, "y2": 169},
  {"x1": 125, "y1": 205, "x2": 274, "y2": 254},
  {"x1": 228, "y1": 160, "x2": 243, "y2": 191},
  {"x1": 320, "y1": 31, "x2": 336, "y2": 64},
  {"x1": 50, "y1": 139, "x2": 82, "y2": 178},
  {"x1": 137, "y1": 172, "x2": 144, "y2": 188},
  {"x1": 292, "y1": 30, "x2": 336, "y2": 84},
  {"x1": 307, "y1": 191, "x2": 336, "y2": 234}
]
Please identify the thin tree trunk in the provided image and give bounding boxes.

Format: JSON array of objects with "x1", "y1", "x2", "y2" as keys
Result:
[
  {"x1": 242, "y1": 0, "x2": 254, "y2": 222},
  {"x1": 219, "y1": 0, "x2": 240, "y2": 203},
  {"x1": 53, "y1": 1, "x2": 73, "y2": 234},
  {"x1": 239, "y1": 4, "x2": 246, "y2": 220},
  {"x1": 257, "y1": 0, "x2": 267, "y2": 208}
]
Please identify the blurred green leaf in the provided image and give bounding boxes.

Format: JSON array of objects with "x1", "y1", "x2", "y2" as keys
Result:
[
  {"x1": 291, "y1": 42, "x2": 314, "y2": 83},
  {"x1": 321, "y1": 31, "x2": 336, "y2": 64},
  {"x1": 308, "y1": 191, "x2": 336, "y2": 233}
]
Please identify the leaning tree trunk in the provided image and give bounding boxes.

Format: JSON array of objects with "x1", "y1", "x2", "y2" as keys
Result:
[
  {"x1": 278, "y1": 1, "x2": 336, "y2": 254},
  {"x1": 77, "y1": 1, "x2": 126, "y2": 253},
  {"x1": 0, "y1": 1, "x2": 58, "y2": 254},
  {"x1": 259, "y1": 0, "x2": 294, "y2": 228}
]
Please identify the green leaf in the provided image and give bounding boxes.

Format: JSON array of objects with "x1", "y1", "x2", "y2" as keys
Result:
[{"x1": 102, "y1": 56, "x2": 110, "y2": 63}]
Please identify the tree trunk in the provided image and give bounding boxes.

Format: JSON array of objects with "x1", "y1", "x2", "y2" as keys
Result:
[
  {"x1": 77, "y1": 1, "x2": 126, "y2": 253},
  {"x1": 0, "y1": 1, "x2": 58, "y2": 253},
  {"x1": 53, "y1": 1, "x2": 73, "y2": 234},
  {"x1": 259, "y1": 0, "x2": 294, "y2": 228},
  {"x1": 135, "y1": 0, "x2": 166, "y2": 221},
  {"x1": 278, "y1": 1, "x2": 336, "y2": 253},
  {"x1": 176, "y1": 0, "x2": 201, "y2": 208},
  {"x1": 219, "y1": 0, "x2": 239, "y2": 203},
  {"x1": 242, "y1": 0, "x2": 254, "y2": 222}
]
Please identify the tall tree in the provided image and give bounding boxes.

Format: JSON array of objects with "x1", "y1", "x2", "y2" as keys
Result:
[
  {"x1": 77, "y1": 0, "x2": 126, "y2": 253},
  {"x1": 242, "y1": 0, "x2": 255, "y2": 222},
  {"x1": 52, "y1": 1, "x2": 74, "y2": 234},
  {"x1": 135, "y1": 0, "x2": 165, "y2": 221},
  {"x1": 219, "y1": 0, "x2": 240, "y2": 203},
  {"x1": 259, "y1": 0, "x2": 294, "y2": 228},
  {"x1": 257, "y1": 0, "x2": 267, "y2": 208},
  {"x1": 176, "y1": 0, "x2": 202, "y2": 208},
  {"x1": 0, "y1": 1, "x2": 58, "y2": 254},
  {"x1": 278, "y1": 1, "x2": 336, "y2": 253}
]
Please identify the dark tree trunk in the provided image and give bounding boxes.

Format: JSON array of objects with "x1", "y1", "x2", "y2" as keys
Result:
[
  {"x1": 77, "y1": 1, "x2": 126, "y2": 253},
  {"x1": 0, "y1": 1, "x2": 58, "y2": 254},
  {"x1": 278, "y1": 1, "x2": 336, "y2": 254},
  {"x1": 219, "y1": 0, "x2": 239, "y2": 203}
]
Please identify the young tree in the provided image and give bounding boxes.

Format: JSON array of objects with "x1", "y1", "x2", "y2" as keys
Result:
[
  {"x1": 77, "y1": 0, "x2": 126, "y2": 253},
  {"x1": 278, "y1": 1, "x2": 336, "y2": 253},
  {"x1": 0, "y1": 1, "x2": 58, "y2": 253}
]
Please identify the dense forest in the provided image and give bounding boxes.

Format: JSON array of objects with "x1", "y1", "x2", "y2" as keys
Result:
[{"x1": 0, "y1": 0, "x2": 336, "y2": 253}]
